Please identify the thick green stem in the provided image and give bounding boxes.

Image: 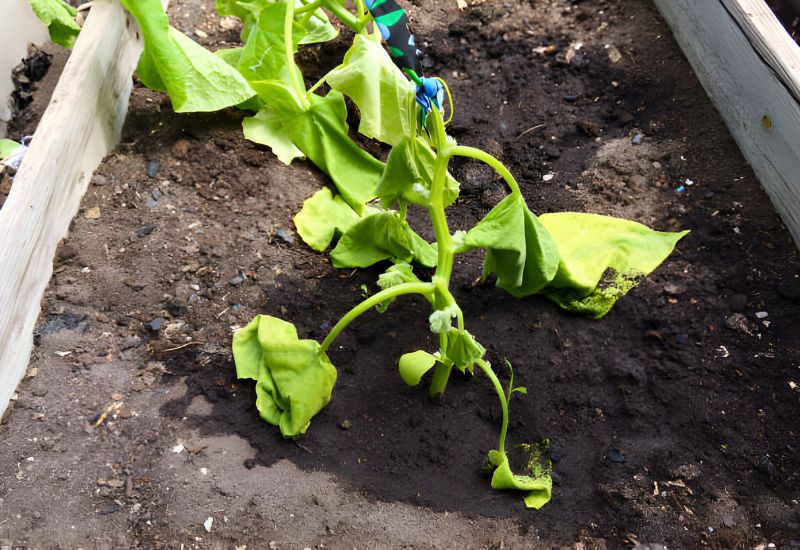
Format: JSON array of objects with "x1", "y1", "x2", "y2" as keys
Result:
[
  {"x1": 450, "y1": 145, "x2": 522, "y2": 198},
  {"x1": 476, "y1": 358, "x2": 509, "y2": 455},
  {"x1": 320, "y1": 282, "x2": 434, "y2": 353},
  {"x1": 323, "y1": 0, "x2": 363, "y2": 32},
  {"x1": 284, "y1": 2, "x2": 310, "y2": 110},
  {"x1": 426, "y1": 107, "x2": 459, "y2": 398}
]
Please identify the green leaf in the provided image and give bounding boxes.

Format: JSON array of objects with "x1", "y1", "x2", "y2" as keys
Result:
[
  {"x1": 486, "y1": 449, "x2": 552, "y2": 509},
  {"x1": 539, "y1": 213, "x2": 689, "y2": 318},
  {"x1": 235, "y1": 3, "x2": 305, "y2": 83},
  {"x1": 121, "y1": 0, "x2": 255, "y2": 112},
  {"x1": 375, "y1": 136, "x2": 460, "y2": 208},
  {"x1": 326, "y1": 34, "x2": 416, "y2": 146},
  {"x1": 444, "y1": 328, "x2": 485, "y2": 374},
  {"x1": 243, "y1": 107, "x2": 304, "y2": 164},
  {"x1": 293, "y1": 188, "x2": 361, "y2": 251},
  {"x1": 232, "y1": 315, "x2": 337, "y2": 436},
  {"x1": 0, "y1": 139, "x2": 20, "y2": 161},
  {"x1": 299, "y1": 6, "x2": 339, "y2": 45},
  {"x1": 29, "y1": 0, "x2": 80, "y2": 48},
  {"x1": 398, "y1": 350, "x2": 438, "y2": 387},
  {"x1": 330, "y1": 211, "x2": 437, "y2": 268},
  {"x1": 464, "y1": 194, "x2": 560, "y2": 297}
]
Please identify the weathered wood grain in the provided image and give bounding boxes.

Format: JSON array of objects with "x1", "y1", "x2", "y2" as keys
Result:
[
  {"x1": 654, "y1": 0, "x2": 800, "y2": 248},
  {"x1": 0, "y1": 0, "x2": 144, "y2": 418}
]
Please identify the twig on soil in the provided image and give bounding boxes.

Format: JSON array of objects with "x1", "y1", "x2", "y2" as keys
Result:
[
  {"x1": 162, "y1": 341, "x2": 202, "y2": 353},
  {"x1": 90, "y1": 401, "x2": 123, "y2": 429},
  {"x1": 515, "y1": 123, "x2": 545, "y2": 140}
]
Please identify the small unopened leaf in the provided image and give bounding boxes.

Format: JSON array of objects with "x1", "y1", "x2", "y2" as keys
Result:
[
  {"x1": 444, "y1": 329, "x2": 485, "y2": 373},
  {"x1": 398, "y1": 350, "x2": 438, "y2": 387},
  {"x1": 294, "y1": 188, "x2": 361, "y2": 251},
  {"x1": 377, "y1": 262, "x2": 421, "y2": 290},
  {"x1": 465, "y1": 194, "x2": 560, "y2": 297},
  {"x1": 232, "y1": 315, "x2": 337, "y2": 436}
]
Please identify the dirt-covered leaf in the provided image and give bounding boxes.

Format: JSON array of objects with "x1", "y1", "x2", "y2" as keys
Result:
[
  {"x1": 331, "y1": 211, "x2": 437, "y2": 268},
  {"x1": 464, "y1": 194, "x2": 560, "y2": 297},
  {"x1": 326, "y1": 34, "x2": 416, "y2": 146},
  {"x1": 232, "y1": 315, "x2": 337, "y2": 437},
  {"x1": 29, "y1": 0, "x2": 80, "y2": 48},
  {"x1": 398, "y1": 350, "x2": 438, "y2": 387},
  {"x1": 539, "y1": 212, "x2": 689, "y2": 318},
  {"x1": 486, "y1": 448, "x2": 552, "y2": 509},
  {"x1": 293, "y1": 188, "x2": 361, "y2": 251},
  {"x1": 121, "y1": 0, "x2": 255, "y2": 112},
  {"x1": 375, "y1": 136, "x2": 459, "y2": 208}
]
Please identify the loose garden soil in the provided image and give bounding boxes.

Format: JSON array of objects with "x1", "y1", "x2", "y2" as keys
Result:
[{"x1": 1, "y1": 0, "x2": 800, "y2": 547}]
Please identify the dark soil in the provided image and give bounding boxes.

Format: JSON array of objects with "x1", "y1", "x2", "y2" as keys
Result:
[{"x1": 2, "y1": 0, "x2": 800, "y2": 547}]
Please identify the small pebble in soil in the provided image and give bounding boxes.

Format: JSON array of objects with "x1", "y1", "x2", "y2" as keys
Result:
[
  {"x1": 136, "y1": 225, "x2": 156, "y2": 238},
  {"x1": 563, "y1": 94, "x2": 578, "y2": 102},
  {"x1": 607, "y1": 448, "x2": 626, "y2": 463},
  {"x1": 632, "y1": 133, "x2": 644, "y2": 145},
  {"x1": 229, "y1": 275, "x2": 245, "y2": 286},
  {"x1": 232, "y1": 303, "x2": 243, "y2": 313},
  {"x1": 755, "y1": 311, "x2": 769, "y2": 319},
  {"x1": 756, "y1": 455, "x2": 775, "y2": 477},
  {"x1": 145, "y1": 318, "x2": 165, "y2": 332},
  {"x1": 340, "y1": 419, "x2": 352, "y2": 430},
  {"x1": 146, "y1": 160, "x2": 159, "y2": 179},
  {"x1": 273, "y1": 228, "x2": 295, "y2": 245},
  {"x1": 722, "y1": 514, "x2": 735, "y2": 528},
  {"x1": 151, "y1": 188, "x2": 163, "y2": 200}
]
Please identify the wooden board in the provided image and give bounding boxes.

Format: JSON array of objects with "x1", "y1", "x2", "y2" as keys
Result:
[
  {"x1": 653, "y1": 0, "x2": 800, "y2": 248},
  {"x1": 0, "y1": 0, "x2": 145, "y2": 419},
  {"x1": 0, "y1": 0, "x2": 49, "y2": 137}
]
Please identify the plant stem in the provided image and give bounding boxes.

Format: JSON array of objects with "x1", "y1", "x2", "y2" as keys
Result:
[
  {"x1": 296, "y1": 0, "x2": 326, "y2": 15},
  {"x1": 320, "y1": 282, "x2": 434, "y2": 353},
  {"x1": 426, "y1": 107, "x2": 459, "y2": 398},
  {"x1": 476, "y1": 358, "x2": 508, "y2": 455},
  {"x1": 450, "y1": 145, "x2": 522, "y2": 198},
  {"x1": 323, "y1": 0, "x2": 363, "y2": 32},
  {"x1": 284, "y1": 2, "x2": 310, "y2": 110}
]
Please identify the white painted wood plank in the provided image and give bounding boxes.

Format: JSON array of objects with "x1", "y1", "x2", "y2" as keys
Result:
[
  {"x1": 0, "y1": 0, "x2": 144, "y2": 419},
  {"x1": 0, "y1": 0, "x2": 49, "y2": 137},
  {"x1": 653, "y1": 0, "x2": 800, "y2": 248},
  {"x1": 723, "y1": 0, "x2": 800, "y2": 102}
]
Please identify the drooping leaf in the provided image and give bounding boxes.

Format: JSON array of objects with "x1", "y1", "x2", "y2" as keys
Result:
[
  {"x1": 375, "y1": 136, "x2": 460, "y2": 208},
  {"x1": 398, "y1": 350, "x2": 438, "y2": 387},
  {"x1": 29, "y1": 0, "x2": 80, "y2": 48},
  {"x1": 235, "y1": 3, "x2": 305, "y2": 83},
  {"x1": 243, "y1": 107, "x2": 304, "y2": 164},
  {"x1": 326, "y1": 34, "x2": 416, "y2": 145},
  {"x1": 121, "y1": 0, "x2": 255, "y2": 112},
  {"x1": 0, "y1": 139, "x2": 20, "y2": 161},
  {"x1": 232, "y1": 315, "x2": 337, "y2": 436},
  {"x1": 464, "y1": 194, "x2": 560, "y2": 297},
  {"x1": 486, "y1": 447, "x2": 552, "y2": 509},
  {"x1": 298, "y1": 5, "x2": 339, "y2": 45},
  {"x1": 330, "y1": 211, "x2": 437, "y2": 268},
  {"x1": 246, "y1": 89, "x2": 383, "y2": 210},
  {"x1": 444, "y1": 328, "x2": 485, "y2": 374},
  {"x1": 539, "y1": 212, "x2": 689, "y2": 318},
  {"x1": 293, "y1": 188, "x2": 361, "y2": 251}
]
